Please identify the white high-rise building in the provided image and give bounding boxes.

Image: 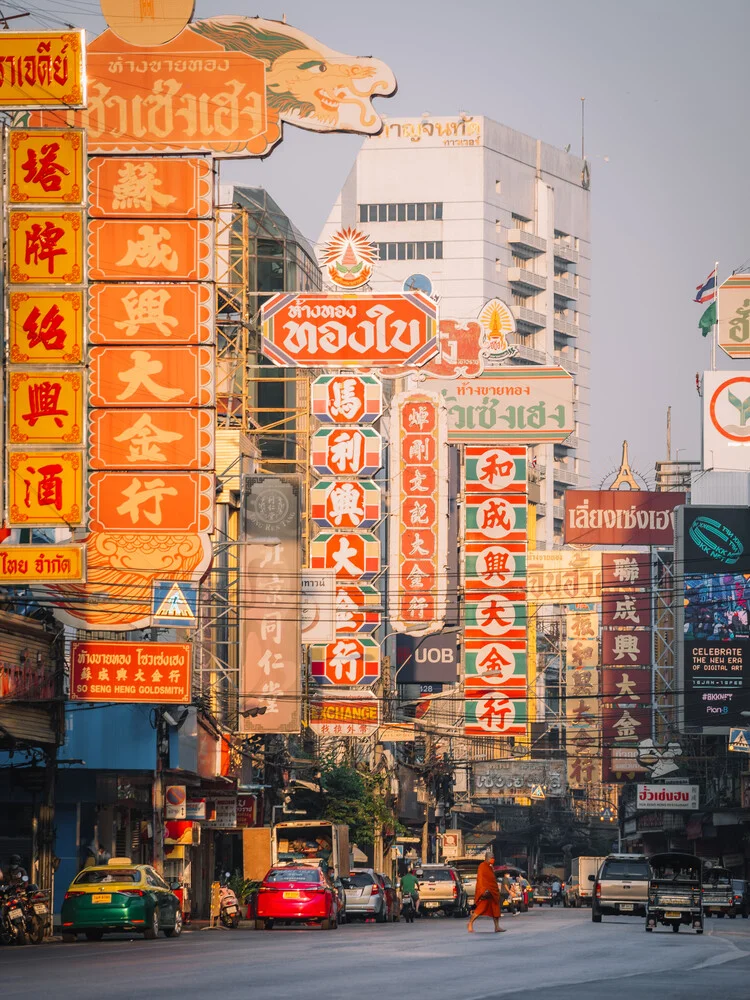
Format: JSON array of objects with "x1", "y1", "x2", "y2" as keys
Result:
[{"x1": 320, "y1": 115, "x2": 591, "y2": 547}]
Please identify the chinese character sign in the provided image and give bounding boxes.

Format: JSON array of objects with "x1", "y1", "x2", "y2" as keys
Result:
[
  {"x1": 9, "y1": 129, "x2": 85, "y2": 204},
  {"x1": 9, "y1": 290, "x2": 84, "y2": 363},
  {"x1": 240, "y1": 477, "x2": 302, "y2": 734},
  {"x1": 9, "y1": 210, "x2": 83, "y2": 283},
  {"x1": 389, "y1": 392, "x2": 448, "y2": 636},
  {"x1": 464, "y1": 446, "x2": 528, "y2": 737},
  {"x1": 69, "y1": 641, "x2": 191, "y2": 703}
]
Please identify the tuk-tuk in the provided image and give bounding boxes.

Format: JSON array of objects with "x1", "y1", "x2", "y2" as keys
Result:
[
  {"x1": 646, "y1": 852, "x2": 703, "y2": 934},
  {"x1": 702, "y1": 865, "x2": 734, "y2": 918}
]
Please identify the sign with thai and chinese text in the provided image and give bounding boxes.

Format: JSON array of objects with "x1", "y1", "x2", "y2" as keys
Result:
[{"x1": 69, "y1": 641, "x2": 192, "y2": 703}]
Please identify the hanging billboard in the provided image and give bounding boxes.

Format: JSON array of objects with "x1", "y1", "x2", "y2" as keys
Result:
[
  {"x1": 717, "y1": 273, "x2": 750, "y2": 359},
  {"x1": 703, "y1": 372, "x2": 750, "y2": 471},
  {"x1": 0, "y1": 31, "x2": 86, "y2": 109},
  {"x1": 564, "y1": 490, "x2": 684, "y2": 546}
]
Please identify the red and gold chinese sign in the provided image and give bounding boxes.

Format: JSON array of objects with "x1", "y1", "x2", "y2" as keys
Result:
[
  {"x1": 463, "y1": 447, "x2": 528, "y2": 737},
  {"x1": 308, "y1": 373, "x2": 383, "y2": 704},
  {"x1": 69, "y1": 640, "x2": 192, "y2": 703},
  {"x1": 6, "y1": 128, "x2": 87, "y2": 540},
  {"x1": 389, "y1": 391, "x2": 448, "y2": 636},
  {"x1": 48, "y1": 152, "x2": 217, "y2": 629},
  {"x1": 565, "y1": 604, "x2": 601, "y2": 789},
  {"x1": 0, "y1": 31, "x2": 86, "y2": 109}
]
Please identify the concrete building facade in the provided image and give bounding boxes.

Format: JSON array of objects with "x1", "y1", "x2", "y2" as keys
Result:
[{"x1": 320, "y1": 115, "x2": 591, "y2": 546}]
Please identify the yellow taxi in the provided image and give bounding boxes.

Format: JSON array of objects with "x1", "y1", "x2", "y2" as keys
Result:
[{"x1": 61, "y1": 858, "x2": 183, "y2": 942}]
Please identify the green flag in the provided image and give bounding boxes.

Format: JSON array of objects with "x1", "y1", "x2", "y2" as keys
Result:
[{"x1": 699, "y1": 301, "x2": 716, "y2": 336}]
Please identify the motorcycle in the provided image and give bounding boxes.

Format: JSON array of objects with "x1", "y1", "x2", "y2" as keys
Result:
[
  {"x1": 220, "y1": 875, "x2": 241, "y2": 929},
  {"x1": 400, "y1": 893, "x2": 416, "y2": 924},
  {"x1": 1, "y1": 884, "x2": 28, "y2": 945},
  {"x1": 22, "y1": 879, "x2": 50, "y2": 945}
]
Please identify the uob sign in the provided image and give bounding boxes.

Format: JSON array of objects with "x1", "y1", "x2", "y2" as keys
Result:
[{"x1": 396, "y1": 632, "x2": 459, "y2": 684}]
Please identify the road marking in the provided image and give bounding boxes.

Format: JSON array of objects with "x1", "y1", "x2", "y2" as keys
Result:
[{"x1": 691, "y1": 933, "x2": 750, "y2": 969}]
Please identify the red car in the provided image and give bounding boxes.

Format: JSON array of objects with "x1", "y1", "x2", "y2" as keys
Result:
[{"x1": 254, "y1": 865, "x2": 340, "y2": 930}]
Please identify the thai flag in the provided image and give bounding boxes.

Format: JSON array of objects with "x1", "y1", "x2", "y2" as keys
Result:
[{"x1": 694, "y1": 268, "x2": 716, "y2": 304}]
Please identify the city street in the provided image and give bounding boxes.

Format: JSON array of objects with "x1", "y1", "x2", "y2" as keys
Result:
[{"x1": 3, "y1": 908, "x2": 750, "y2": 999}]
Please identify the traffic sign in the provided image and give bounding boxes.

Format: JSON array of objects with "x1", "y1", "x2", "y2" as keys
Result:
[
  {"x1": 152, "y1": 580, "x2": 198, "y2": 626},
  {"x1": 729, "y1": 728, "x2": 750, "y2": 753}
]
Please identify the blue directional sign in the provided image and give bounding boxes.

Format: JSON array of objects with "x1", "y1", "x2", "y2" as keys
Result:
[{"x1": 728, "y1": 728, "x2": 750, "y2": 754}]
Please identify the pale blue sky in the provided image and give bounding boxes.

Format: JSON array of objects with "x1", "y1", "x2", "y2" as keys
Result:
[{"x1": 17, "y1": 0, "x2": 750, "y2": 482}]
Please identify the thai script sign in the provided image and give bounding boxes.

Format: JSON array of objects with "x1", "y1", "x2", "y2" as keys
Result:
[
  {"x1": 311, "y1": 373, "x2": 382, "y2": 423},
  {"x1": 262, "y1": 292, "x2": 438, "y2": 368},
  {"x1": 0, "y1": 545, "x2": 84, "y2": 583},
  {"x1": 564, "y1": 490, "x2": 685, "y2": 546},
  {"x1": 389, "y1": 391, "x2": 448, "y2": 635},
  {"x1": 703, "y1": 372, "x2": 750, "y2": 471},
  {"x1": 527, "y1": 550, "x2": 602, "y2": 605},
  {"x1": 472, "y1": 760, "x2": 566, "y2": 798},
  {"x1": 300, "y1": 569, "x2": 336, "y2": 644},
  {"x1": 636, "y1": 784, "x2": 699, "y2": 810},
  {"x1": 69, "y1": 640, "x2": 192, "y2": 703},
  {"x1": 9, "y1": 128, "x2": 85, "y2": 203},
  {"x1": 309, "y1": 693, "x2": 380, "y2": 737},
  {"x1": 0, "y1": 31, "x2": 85, "y2": 109},
  {"x1": 718, "y1": 273, "x2": 750, "y2": 359},
  {"x1": 373, "y1": 115, "x2": 482, "y2": 148},
  {"x1": 240, "y1": 476, "x2": 301, "y2": 734},
  {"x1": 414, "y1": 367, "x2": 574, "y2": 443},
  {"x1": 27, "y1": 18, "x2": 395, "y2": 156}
]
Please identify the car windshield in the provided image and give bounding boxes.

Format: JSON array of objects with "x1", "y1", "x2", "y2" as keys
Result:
[
  {"x1": 342, "y1": 872, "x2": 374, "y2": 888},
  {"x1": 266, "y1": 868, "x2": 320, "y2": 884},
  {"x1": 74, "y1": 869, "x2": 140, "y2": 884},
  {"x1": 419, "y1": 869, "x2": 454, "y2": 881},
  {"x1": 602, "y1": 862, "x2": 650, "y2": 879},
  {"x1": 733, "y1": 880, "x2": 744, "y2": 892}
]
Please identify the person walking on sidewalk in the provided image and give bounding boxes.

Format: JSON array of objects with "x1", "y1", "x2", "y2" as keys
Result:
[{"x1": 468, "y1": 851, "x2": 505, "y2": 933}]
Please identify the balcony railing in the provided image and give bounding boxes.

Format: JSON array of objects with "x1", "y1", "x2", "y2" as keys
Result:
[
  {"x1": 553, "y1": 466, "x2": 579, "y2": 486},
  {"x1": 552, "y1": 503, "x2": 565, "y2": 521},
  {"x1": 508, "y1": 267, "x2": 546, "y2": 292},
  {"x1": 553, "y1": 278, "x2": 578, "y2": 300},
  {"x1": 514, "y1": 344, "x2": 547, "y2": 365},
  {"x1": 511, "y1": 304, "x2": 546, "y2": 330},
  {"x1": 553, "y1": 241, "x2": 579, "y2": 265},
  {"x1": 554, "y1": 353, "x2": 578, "y2": 375},
  {"x1": 507, "y1": 228, "x2": 547, "y2": 255},
  {"x1": 553, "y1": 316, "x2": 579, "y2": 338},
  {"x1": 556, "y1": 434, "x2": 579, "y2": 451}
]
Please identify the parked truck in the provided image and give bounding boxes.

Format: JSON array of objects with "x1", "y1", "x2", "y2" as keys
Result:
[
  {"x1": 243, "y1": 821, "x2": 351, "y2": 882},
  {"x1": 566, "y1": 856, "x2": 605, "y2": 907}
]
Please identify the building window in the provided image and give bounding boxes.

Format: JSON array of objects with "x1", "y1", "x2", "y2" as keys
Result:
[
  {"x1": 376, "y1": 241, "x2": 443, "y2": 261},
  {"x1": 512, "y1": 213, "x2": 530, "y2": 232},
  {"x1": 511, "y1": 253, "x2": 529, "y2": 270},
  {"x1": 358, "y1": 202, "x2": 443, "y2": 223},
  {"x1": 495, "y1": 180, "x2": 502, "y2": 194}
]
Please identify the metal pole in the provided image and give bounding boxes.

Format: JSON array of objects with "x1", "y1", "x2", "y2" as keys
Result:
[{"x1": 711, "y1": 260, "x2": 719, "y2": 371}]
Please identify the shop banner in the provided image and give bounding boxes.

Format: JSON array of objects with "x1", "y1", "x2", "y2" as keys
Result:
[
  {"x1": 0, "y1": 31, "x2": 86, "y2": 109},
  {"x1": 309, "y1": 693, "x2": 380, "y2": 737},
  {"x1": 564, "y1": 490, "x2": 685, "y2": 546},
  {"x1": 69, "y1": 641, "x2": 192, "y2": 703}
]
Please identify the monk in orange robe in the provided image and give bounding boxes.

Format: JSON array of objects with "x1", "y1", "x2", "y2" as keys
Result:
[{"x1": 468, "y1": 850, "x2": 505, "y2": 932}]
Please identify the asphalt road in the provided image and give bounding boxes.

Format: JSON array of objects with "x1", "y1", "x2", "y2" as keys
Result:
[{"x1": 4, "y1": 908, "x2": 750, "y2": 1000}]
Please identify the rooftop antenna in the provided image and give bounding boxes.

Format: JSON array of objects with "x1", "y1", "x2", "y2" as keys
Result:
[{"x1": 666, "y1": 406, "x2": 672, "y2": 462}]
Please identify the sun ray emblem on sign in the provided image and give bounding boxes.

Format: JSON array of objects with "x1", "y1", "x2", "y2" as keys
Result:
[
  {"x1": 320, "y1": 227, "x2": 378, "y2": 289},
  {"x1": 478, "y1": 298, "x2": 518, "y2": 366}
]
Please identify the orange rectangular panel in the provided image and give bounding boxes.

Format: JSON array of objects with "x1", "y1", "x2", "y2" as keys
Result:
[
  {"x1": 8, "y1": 450, "x2": 84, "y2": 526},
  {"x1": 88, "y1": 409, "x2": 214, "y2": 470},
  {"x1": 9, "y1": 129, "x2": 85, "y2": 204},
  {"x1": 88, "y1": 283, "x2": 213, "y2": 345},
  {"x1": 88, "y1": 471, "x2": 214, "y2": 533},
  {"x1": 87, "y1": 157, "x2": 212, "y2": 218},
  {"x1": 9, "y1": 290, "x2": 84, "y2": 363},
  {"x1": 87, "y1": 220, "x2": 213, "y2": 280},
  {"x1": 8, "y1": 210, "x2": 83, "y2": 283},
  {"x1": 89, "y1": 346, "x2": 214, "y2": 407},
  {"x1": 8, "y1": 370, "x2": 84, "y2": 445}
]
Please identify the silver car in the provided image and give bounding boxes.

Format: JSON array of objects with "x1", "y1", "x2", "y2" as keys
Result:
[{"x1": 341, "y1": 869, "x2": 388, "y2": 922}]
